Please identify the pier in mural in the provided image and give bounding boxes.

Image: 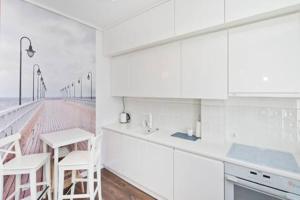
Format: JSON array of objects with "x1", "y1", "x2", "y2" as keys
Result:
[{"x1": 0, "y1": 0, "x2": 96, "y2": 198}]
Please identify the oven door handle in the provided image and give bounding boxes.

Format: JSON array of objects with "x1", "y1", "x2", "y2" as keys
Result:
[{"x1": 225, "y1": 175, "x2": 300, "y2": 200}]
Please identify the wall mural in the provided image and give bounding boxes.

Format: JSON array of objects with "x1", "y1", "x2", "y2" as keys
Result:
[{"x1": 0, "y1": 0, "x2": 96, "y2": 198}]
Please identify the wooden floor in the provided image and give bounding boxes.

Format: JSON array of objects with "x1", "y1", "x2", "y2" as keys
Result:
[
  {"x1": 71, "y1": 168, "x2": 155, "y2": 200},
  {"x1": 100, "y1": 169, "x2": 155, "y2": 200}
]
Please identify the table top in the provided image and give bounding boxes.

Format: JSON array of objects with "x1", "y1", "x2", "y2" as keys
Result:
[{"x1": 40, "y1": 128, "x2": 94, "y2": 148}]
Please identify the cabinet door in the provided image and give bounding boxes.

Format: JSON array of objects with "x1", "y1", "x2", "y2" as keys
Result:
[
  {"x1": 181, "y1": 31, "x2": 228, "y2": 99},
  {"x1": 129, "y1": 42, "x2": 181, "y2": 98},
  {"x1": 111, "y1": 54, "x2": 130, "y2": 96},
  {"x1": 226, "y1": 0, "x2": 300, "y2": 22},
  {"x1": 102, "y1": 130, "x2": 123, "y2": 174},
  {"x1": 104, "y1": 1, "x2": 174, "y2": 55},
  {"x1": 174, "y1": 150, "x2": 224, "y2": 200},
  {"x1": 175, "y1": 0, "x2": 224, "y2": 35},
  {"x1": 121, "y1": 135, "x2": 141, "y2": 183},
  {"x1": 140, "y1": 140, "x2": 173, "y2": 200},
  {"x1": 229, "y1": 13, "x2": 300, "y2": 96}
]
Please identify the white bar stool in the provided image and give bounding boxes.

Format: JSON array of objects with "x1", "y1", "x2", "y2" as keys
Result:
[
  {"x1": 0, "y1": 133, "x2": 52, "y2": 200},
  {"x1": 58, "y1": 134, "x2": 102, "y2": 199}
]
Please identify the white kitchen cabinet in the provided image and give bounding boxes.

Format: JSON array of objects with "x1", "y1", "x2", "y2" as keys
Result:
[
  {"x1": 121, "y1": 135, "x2": 141, "y2": 183},
  {"x1": 103, "y1": 131, "x2": 140, "y2": 180},
  {"x1": 104, "y1": 1, "x2": 174, "y2": 55},
  {"x1": 229, "y1": 13, "x2": 300, "y2": 96},
  {"x1": 102, "y1": 130, "x2": 123, "y2": 174},
  {"x1": 111, "y1": 54, "x2": 130, "y2": 96},
  {"x1": 175, "y1": 0, "x2": 224, "y2": 35},
  {"x1": 111, "y1": 42, "x2": 181, "y2": 97},
  {"x1": 174, "y1": 150, "x2": 224, "y2": 200},
  {"x1": 102, "y1": 130, "x2": 173, "y2": 199},
  {"x1": 226, "y1": 0, "x2": 300, "y2": 22},
  {"x1": 129, "y1": 42, "x2": 181, "y2": 98},
  {"x1": 140, "y1": 140, "x2": 173, "y2": 200},
  {"x1": 181, "y1": 31, "x2": 228, "y2": 99}
]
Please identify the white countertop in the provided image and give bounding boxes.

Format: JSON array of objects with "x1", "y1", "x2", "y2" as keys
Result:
[{"x1": 102, "y1": 123, "x2": 300, "y2": 181}]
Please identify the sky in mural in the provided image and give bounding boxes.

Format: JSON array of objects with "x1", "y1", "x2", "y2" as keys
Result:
[{"x1": 0, "y1": 0, "x2": 96, "y2": 98}]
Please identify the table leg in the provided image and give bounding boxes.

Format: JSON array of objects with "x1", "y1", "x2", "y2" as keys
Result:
[
  {"x1": 53, "y1": 148, "x2": 59, "y2": 200},
  {"x1": 43, "y1": 142, "x2": 47, "y2": 153},
  {"x1": 87, "y1": 139, "x2": 91, "y2": 151}
]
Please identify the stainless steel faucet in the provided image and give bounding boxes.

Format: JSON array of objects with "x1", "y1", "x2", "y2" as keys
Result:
[{"x1": 143, "y1": 113, "x2": 158, "y2": 134}]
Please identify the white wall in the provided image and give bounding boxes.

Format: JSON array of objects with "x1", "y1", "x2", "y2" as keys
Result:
[{"x1": 96, "y1": 31, "x2": 122, "y2": 132}]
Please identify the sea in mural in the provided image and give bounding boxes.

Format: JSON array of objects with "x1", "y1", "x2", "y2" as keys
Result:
[{"x1": 0, "y1": 0, "x2": 96, "y2": 198}]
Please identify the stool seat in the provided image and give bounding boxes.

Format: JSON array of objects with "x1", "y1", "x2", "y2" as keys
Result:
[
  {"x1": 58, "y1": 134, "x2": 102, "y2": 199},
  {"x1": 0, "y1": 133, "x2": 52, "y2": 200},
  {"x1": 58, "y1": 151, "x2": 89, "y2": 167},
  {"x1": 3, "y1": 153, "x2": 50, "y2": 172}
]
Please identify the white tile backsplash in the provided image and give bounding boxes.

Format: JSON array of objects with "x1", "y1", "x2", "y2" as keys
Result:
[
  {"x1": 125, "y1": 97, "x2": 201, "y2": 132},
  {"x1": 125, "y1": 97, "x2": 300, "y2": 153},
  {"x1": 202, "y1": 98, "x2": 300, "y2": 153}
]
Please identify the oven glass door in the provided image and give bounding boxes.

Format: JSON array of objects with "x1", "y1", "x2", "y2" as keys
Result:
[
  {"x1": 225, "y1": 175, "x2": 289, "y2": 200},
  {"x1": 234, "y1": 185, "x2": 282, "y2": 200}
]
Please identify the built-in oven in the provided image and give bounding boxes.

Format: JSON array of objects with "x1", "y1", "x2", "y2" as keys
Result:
[{"x1": 225, "y1": 162, "x2": 300, "y2": 200}]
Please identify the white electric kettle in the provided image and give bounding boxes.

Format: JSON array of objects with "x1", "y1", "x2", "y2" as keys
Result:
[{"x1": 119, "y1": 112, "x2": 131, "y2": 124}]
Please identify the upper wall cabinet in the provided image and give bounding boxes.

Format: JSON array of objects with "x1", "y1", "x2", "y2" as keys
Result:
[
  {"x1": 226, "y1": 0, "x2": 300, "y2": 22},
  {"x1": 129, "y1": 42, "x2": 181, "y2": 98},
  {"x1": 104, "y1": 1, "x2": 174, "y2": 56},
  {"x1": 175, "y1": 0, "x2": 224, "y2": 35},
  {"x1": 111, "y1": 42, "x2": 181, "y2": 98},
  {"x1": 229, "y1": 13, "x2": 300, "y2": 96},
  {"x1": 181, "y1": 31, "x2": 228, "y2": 99}
]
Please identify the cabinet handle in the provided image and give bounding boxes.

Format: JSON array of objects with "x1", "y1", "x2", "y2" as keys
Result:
[
  {"x1": 250, "y1": 171, "x2": 257, "y2": 175},
  {"x1": 263, "y1": 175, "x2": 271, "y2": 179}
]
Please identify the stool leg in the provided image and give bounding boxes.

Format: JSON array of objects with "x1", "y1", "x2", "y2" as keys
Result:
[
  {"x1": 45, "y1": 159, "x2": 52, "y2": 200},
  {"x1": 15, "y1": 174, "x2": 21, "y2": 200},
  {"x1": 58, "y1": 168, "x2": 64, "y2": 200},
  {"x1": 78, "y1": 171, "x2": 85, "y2": 194},
  {"x1": 70, "y1": 170, "x2": 76, "y2": 200},
  {"x1": 0, "y1": 173, "x2": 3, "y2": 200},
  {"x1": 29, "y1": 171, "x2": 37, "y2": 200},
  {"x1": 88, "y1": 168, "x2": 94, "y2": 199},
  {"x1": 97, "y1": 169, "x2": 102, "y2": 200}
]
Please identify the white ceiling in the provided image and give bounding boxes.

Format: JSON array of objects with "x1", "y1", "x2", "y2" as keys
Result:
[{"x1": 24, "y1": 0, "x2": 166, "y2": 30}]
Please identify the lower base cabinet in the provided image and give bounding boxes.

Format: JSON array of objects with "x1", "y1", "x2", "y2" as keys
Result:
[
  {"x1": 174, "y1": 150, "x2": 224, "y2": 200},
  {"x1": 103, "y1": 130, "x2": 224, "y2": 200},
  {"x1": 103, "y1": 130, "x2": 173, "y2": 199}
]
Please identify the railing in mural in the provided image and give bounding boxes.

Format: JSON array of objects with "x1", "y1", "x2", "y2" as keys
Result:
[
  {"x1": 0, "y1": 101, "x2": 41, "y2": 138},
  {"x1": 65, "y1": 97, "x2": 96, "y2": 107}
]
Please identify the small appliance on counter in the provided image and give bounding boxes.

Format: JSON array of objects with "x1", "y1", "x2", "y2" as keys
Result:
[
  {"x1": 119, "y1": 112, "x2": 130, "y2": 124},
  {"x1": 119, "y1": 97, "x2": 131, "y2": 124}
]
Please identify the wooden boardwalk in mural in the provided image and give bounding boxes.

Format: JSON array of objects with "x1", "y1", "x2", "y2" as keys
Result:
[{"x1": 3, "y1": 99, "x2": 95, "y2": 199}]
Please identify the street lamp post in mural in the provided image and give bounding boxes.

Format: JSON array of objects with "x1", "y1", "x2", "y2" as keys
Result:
[
  {"x1": 19, "y1": 36, "x2": 36, "y2": 105},
  {"x1": 40, "y1": 76, "x2": 43, "y2": 99},
  {"x1": 67, "y1": 85, "x2": 70, "y2": 98},
  {"x1": 71, "y1": 82, "x2": 75, "y2": 98},
  {"x1": 64, "y1": 87, "x2": 67, "y2": 98},
  {"x1": 32, "y1": 64, "x2": 40, "y2": 101},
  {"x1": 87, "y1": 72, "x2": 92, "y2": 100},
  {"x1": 36, "y1": 68, "x2": 41, "y2": 100},
  {"x1": 78, "y1": 78, "x2": 82, "y2": 99}
]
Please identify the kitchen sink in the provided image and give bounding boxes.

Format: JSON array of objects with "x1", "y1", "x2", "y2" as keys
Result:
[{"x1": 131, "y1": 127, "x2": 159, "y2": 135}]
